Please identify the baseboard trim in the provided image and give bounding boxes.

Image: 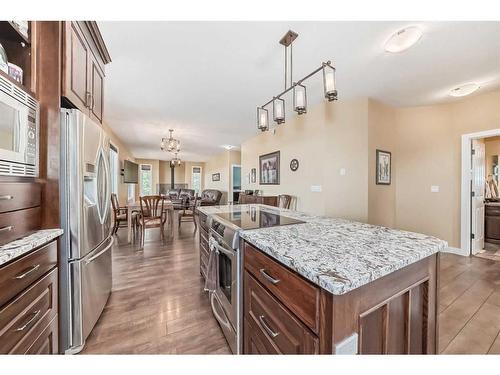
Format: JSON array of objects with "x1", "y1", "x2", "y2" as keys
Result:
[{"x1": 441, "y1": 246, "x2": 469, "y2": 257}]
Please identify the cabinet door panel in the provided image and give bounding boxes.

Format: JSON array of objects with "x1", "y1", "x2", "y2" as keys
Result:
[
  {"x1": 90, "y1": 57, "x2": 104, "y2": 123},
  {"x1": 64, "y1": 22, "x2": 89, "y2": 110}
]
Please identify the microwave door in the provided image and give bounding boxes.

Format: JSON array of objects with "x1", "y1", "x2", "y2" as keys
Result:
[{"x1": 0, "y1": 90, "x2": 29, "y2": 164}]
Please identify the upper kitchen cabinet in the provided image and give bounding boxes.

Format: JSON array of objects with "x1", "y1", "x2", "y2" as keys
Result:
[{"x1": 62, "y1": 21, "x2": 111, "y2": 124}]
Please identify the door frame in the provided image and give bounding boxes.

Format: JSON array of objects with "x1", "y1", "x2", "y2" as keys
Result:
[
  {"x1": 461, "y1": 128, "x2": 500, "y2": 255},
  {"x1": 230, "y1": 164, "x2": 242, "y2": 203}
]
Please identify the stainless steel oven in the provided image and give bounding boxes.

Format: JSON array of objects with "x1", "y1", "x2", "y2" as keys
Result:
[
  {"x1": 0, "y1": 74, "x2": 38, "y2": 177},
  {"x1": 208, "y1": 218, "x2": 241, "y2": 354}
]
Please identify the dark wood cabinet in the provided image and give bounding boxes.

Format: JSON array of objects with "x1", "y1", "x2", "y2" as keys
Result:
[
  {"x1": 243, "y1": 241, "x2": 438, "y2": 355},
  {"x1": 239, "y1": 194, "x2": 278, "y2": 207},
  {"x1": 0, "y1": 241, "x2": 59, "y2": 354},
  {"x1": 485, "y1": 204, "x2": 500, "y2": 244},
  {"x1": 62, "y1": 21, "x2": 111, "y2": 124}
]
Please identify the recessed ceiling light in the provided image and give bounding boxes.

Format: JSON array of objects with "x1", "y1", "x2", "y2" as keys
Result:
[
  {"x1": 384, "y1": 26, "x2": 423, "y2": 53},
  {"x1": 449, "y1": 83, "x2": 480, "y2": 97},
  {"x1": 222, "y1": 145, "x2": 236, "y2": 150}
]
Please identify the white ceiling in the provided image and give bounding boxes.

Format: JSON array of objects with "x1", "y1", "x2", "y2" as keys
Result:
[{"x1": 98, "y1": 21, "x2": 500, "y2": 161}]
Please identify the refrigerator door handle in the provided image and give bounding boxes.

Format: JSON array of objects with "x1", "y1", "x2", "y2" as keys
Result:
[{"x1": 85, "y1": 237, "x2": 114, "y2": 265}]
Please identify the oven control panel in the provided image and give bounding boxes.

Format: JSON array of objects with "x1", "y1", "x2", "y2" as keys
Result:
[{"x1": 211, "y1": 220, "x2": 226, "y2": 237}]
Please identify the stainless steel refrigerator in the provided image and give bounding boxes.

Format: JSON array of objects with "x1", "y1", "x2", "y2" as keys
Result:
[{"x1": 59, "y1": 109, "x2": 113, "y2": 354}]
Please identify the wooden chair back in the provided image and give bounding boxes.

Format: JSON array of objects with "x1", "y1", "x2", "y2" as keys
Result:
[
  {"x1": 278, "y1": 194, "x2": 292, "y2": 209},
  {"x1": 111, "y1": 193, "x2": 120, "y2": 215},
  {"x1": 140, "y1": 195, "x2": 164, "y2": 219}
]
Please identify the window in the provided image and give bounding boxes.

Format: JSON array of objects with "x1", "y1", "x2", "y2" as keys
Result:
[
  {"x1": 127, "y1": 184, "x2": 135, "y2": 202},
  {"x1": 109, "y1": 143, "x2": 119, "y2": 195},
  {"x1": 192, "y1": 166, "x2": 202, "y2": 195},
  {"x1": 140, "y1": 164, "x2": 153, "y2": 196}
]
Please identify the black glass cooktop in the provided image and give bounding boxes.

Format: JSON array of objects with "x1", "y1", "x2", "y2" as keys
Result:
[{"x1": 215, "y1": 207, "x2": 305, "y2": 230}]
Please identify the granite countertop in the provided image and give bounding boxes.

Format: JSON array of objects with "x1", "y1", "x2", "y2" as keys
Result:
[
  {"x1": 0, "y1": 229, "x2": 64, "y2": 267},
  {"x1": 198, "y1": 204, "x2": 447, "y2": 295}
]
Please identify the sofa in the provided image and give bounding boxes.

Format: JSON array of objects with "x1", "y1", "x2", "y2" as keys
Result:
[
  {"x1": 166, "y1": 188, "x2": 195, "y2": 200},
  {"x1": 199, "y1": 189, "x2": 222, "y2": 206}
]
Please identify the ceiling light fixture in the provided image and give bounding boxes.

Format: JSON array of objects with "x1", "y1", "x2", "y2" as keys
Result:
[
  {"x1": 222, "y1": 145, "x2": 236, "y2": 150},
  {"x1": 170, "y1": 152, "x2": 181, "y2": 167},
  {"x1": 449, "y1": 83, "x2": 480, "y2": 97},
  {"x1": 160, "y1": 129, "x2": 181, "y2": 153},
  {"x1": 384, "y1": 26, "x2": 423, "y2": 53},
  {"x1": 256, "y1": 30, "x2": 337, "y2": 132}
]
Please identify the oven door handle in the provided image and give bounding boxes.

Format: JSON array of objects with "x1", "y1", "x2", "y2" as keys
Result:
[
  {"x1": 210, "y1": 292, "x2": 232, "y2": 330},
  {"x1": 211, "y1": 240, "x2": 234, "y2": 257}
]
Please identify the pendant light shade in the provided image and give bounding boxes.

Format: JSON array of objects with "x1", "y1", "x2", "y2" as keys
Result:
[
  {"x1": 293, "y1": 83, "x2": 307, "y2": 115},
  {"x1": 273, "y1": 97, "x2": 285, "y2": 124},
  {"x1": 257, "y1": 107, "x2": 269, "y2": 131},
  {"x1": 322, "y1": 63, "x2": 337, "y2": 101}
]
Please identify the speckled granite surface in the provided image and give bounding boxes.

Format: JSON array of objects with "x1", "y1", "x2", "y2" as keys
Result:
[
  {"x1": 198, "y1": 204, "x2": 447, "y2": 295},
  {"x1": 0, "y1": 229, "x2": 63, "y2": 267}
]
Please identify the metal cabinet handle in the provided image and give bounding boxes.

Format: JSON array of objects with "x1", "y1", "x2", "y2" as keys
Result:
[
  {"x1": 0, "y1": 225, "x2": 14, "y2": 233},
  {"x1": 0, "y1": 195, "x2": 13, "y2": 200},
  {"x1": 85, "y1": 91, "x2": 91, "y2": 108},
  {"x1": 14, "y1": 264, "x2": 40, "y2": 279},
  {"x1": 259, "y1": 315, "x2": 279, "y2": 338},
  {"x1": 259, "y1": 268, "x2": 281, "y2": 285},
  {"x1": 14, "y1": 310, "x2": 41, "y2": 332}
]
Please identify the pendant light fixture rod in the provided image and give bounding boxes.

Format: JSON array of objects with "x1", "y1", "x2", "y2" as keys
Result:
[{"x1": 260, "y1": 61, "x2": 332, "y2": 109}]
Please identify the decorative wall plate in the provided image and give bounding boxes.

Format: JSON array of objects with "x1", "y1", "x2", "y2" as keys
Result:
[{"x1": 290, "y1": 158, "x2": 299, "y2": 171}]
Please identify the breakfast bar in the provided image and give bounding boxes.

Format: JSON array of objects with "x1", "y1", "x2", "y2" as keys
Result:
[{"x1": 198, "y1": 204, "x2": 447, "y2": 354}]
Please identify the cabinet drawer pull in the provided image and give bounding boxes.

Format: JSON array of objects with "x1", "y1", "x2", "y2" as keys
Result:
[
  {"x1": 0, "y1": 225, "x2": 14, "y2": 233},
  {"x1": 259, "y1": 315, "x2": 279, "y2": 338},
  {"x1": 14, "y1": 310, "x2": 41, "y2": 332},
  {"x1": 14, "y1": 264, "x2": 40, "y2": 279},
  {"x1": 259, "y1": 268, "x2": 280, "y2": 285},
  {"x1": 0, "y1": 195, "x2": 13, "y2": 200}
]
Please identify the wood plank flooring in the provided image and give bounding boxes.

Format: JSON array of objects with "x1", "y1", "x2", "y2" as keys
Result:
[
  {"x1": 81, "y1": 221, "x2": 500, "y2": 354},
  {"x1": 81, "y1": 221, "x2": 231, "y2": 354},
  {"x1": 439, "y1": 253, "x2": 500, "y2": 354}
]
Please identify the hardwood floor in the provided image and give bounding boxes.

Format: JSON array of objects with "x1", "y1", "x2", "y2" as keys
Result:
[
  {"x1": 439, "y1": 253, "x2": 500, "y2": 354},
  {"x1": 80, "y1": 222, "x2": 500, "y2": 354},
  {"x1": 81, "y1": 221, "x2": 231, "y2": 354}
]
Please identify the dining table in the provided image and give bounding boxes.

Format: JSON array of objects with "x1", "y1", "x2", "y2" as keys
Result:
[{"x1": 125, "y1": 199, "x2": 175, "y2": 243}]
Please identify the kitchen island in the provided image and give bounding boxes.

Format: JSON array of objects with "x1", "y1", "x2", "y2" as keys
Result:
[{"x1": 197, "y1": 204, "x2": 447, "y2": 355}]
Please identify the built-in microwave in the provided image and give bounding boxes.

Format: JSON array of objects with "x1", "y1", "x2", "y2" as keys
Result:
[{"x1": 0, "y1": 75, "x2": 39, "y2": 177}]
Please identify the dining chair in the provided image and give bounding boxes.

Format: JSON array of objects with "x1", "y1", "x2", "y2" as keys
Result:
[
  {"x1": 277, "y1": 194, "x2": 292, "y2": 209},
  {"x1": 111, "y1": 193, "x2": 137, "y2": 236},
  {"x1": 178, "y1": 195, "x2": 199, "y2": 231},
  {"x1": 137, "y1": 195, "x2": 167, "y2": 248}
]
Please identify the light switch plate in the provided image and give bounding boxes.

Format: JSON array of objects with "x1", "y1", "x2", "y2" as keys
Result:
[
  {"x1": 340, "y1": 168, "x2": 346, "y2": 176},
  {"x1": 311, "y1": 185, "x2": 322, "y2": 192},
  {"x1": 335, "y1": 333, "x2": 358, "y2": 355},
  {"x1": 431, "y1": 185, "x2": 440, "y2": 193}
]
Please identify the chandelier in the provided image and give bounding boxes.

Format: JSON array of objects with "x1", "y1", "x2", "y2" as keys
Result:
[
  {"x1": 160, "y1": 129, "x2": 181, "y2": 153},
  {"x1": 257, "y1": 30, "x2": 337, "y2": 132},
  {"x1": 170, "y1": 152, "x2": 181, "y2": 167}
]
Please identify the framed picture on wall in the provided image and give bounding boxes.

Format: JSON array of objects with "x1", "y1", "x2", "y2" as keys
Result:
[
  {"x1": 251, "y1": 168, "x2": 256, "y2": 183},
  {"x1": 212, "y1": 173, "x2": 220, "y2": 181},
  {"x1": 259, "y1": 151, "x2": 280, "y2": 185},
  {"x1": 376, "y1": 149, "x2": 391, "y2": 185}
]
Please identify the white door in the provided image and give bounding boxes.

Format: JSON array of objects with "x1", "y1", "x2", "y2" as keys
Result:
[{"x1": 471, "y1": 138, "x2": 486, "y2": 254}]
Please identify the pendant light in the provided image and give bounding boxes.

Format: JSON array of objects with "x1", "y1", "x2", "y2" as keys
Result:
[
  {"x1": 273, "y1": 97, "x2": 285, "y2": 124},
  {"x1": 293, "y1": 83, "x2": 307, "y2": 115},
  {"x1": 257, "y1": 107, "x2": 269, "y2": 131},
  {"x1": 322, "y1": 63, "x2": 337, "y2": 101}
]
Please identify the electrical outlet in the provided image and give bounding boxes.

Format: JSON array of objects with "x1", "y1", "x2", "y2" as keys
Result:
[
  {"x1": 340, "y1": 168, "x2": 346, "y2": 176},
  {"x1": 431, "y1": 185, "x2": 440, "y2": 193}
]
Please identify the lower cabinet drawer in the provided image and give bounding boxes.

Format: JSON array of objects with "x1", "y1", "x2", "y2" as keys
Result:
[
  {"x1": 0, "y1": 206, "x2": 41, "y2": 246},
  {"x1": 25, "y1": 315, "x2": 58, "y2": 354},
  {"x1": 243, "y1": 271, "x2": 318, "y2": 354},
  {"x1": 0, "y1": 240, "x2": 58, "y2": 306},
  {"x1": 0, "y1": 267, "x2": 58, "y2": 354}
]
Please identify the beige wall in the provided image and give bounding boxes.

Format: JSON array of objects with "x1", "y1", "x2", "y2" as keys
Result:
[
  {"x1": 368, "y1": 99, "x2": 397, "y2": 228},
  {"x1": 102, "y1": 122, "x2": 135, "y2": 206},
  {"x1": 241, "y1": 98, "x2": 369, "y2": 221},
  {"x1": 204, "y1": 150, "x2": 241, "y2": 204},
  {"x1": 393, "y1": 90, "x2": 500, "y2": 247}
]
